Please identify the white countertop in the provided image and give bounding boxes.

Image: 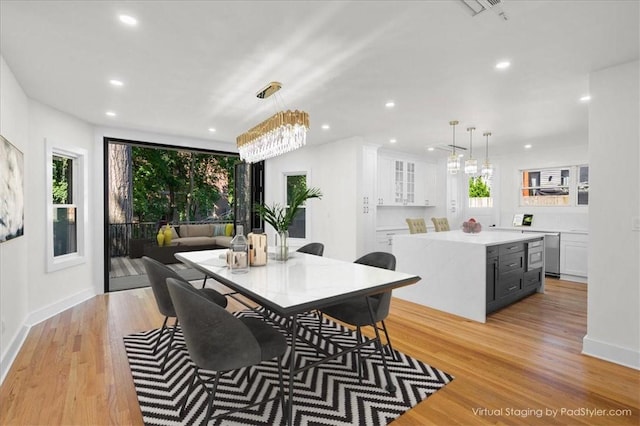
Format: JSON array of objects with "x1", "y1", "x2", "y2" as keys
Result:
[
  {"x1": 491, "y1": 226, "x2": 588, "y2": 235},
  {"x1": 394, "y1": 230, "x2": 544, "y2": 246}
]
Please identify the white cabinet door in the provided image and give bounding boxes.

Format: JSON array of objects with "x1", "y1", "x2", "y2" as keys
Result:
[
  {"x1": 377, "y1": 156, "x2": 394, "y2": 205},
  {"x1": 393, "y1": 159, "x2": 405, "y2": 204},
  {"x1": 423, "y1": 163, "x2": 437, "y2": 206},
  {"x1": 560, "y1": 233, "x2": 588, "y2": 280},
  {"x1": 360, "y1": 145, "x2": 378, "y2": 254},
  {"x1": 376, "y1": 229, "x2": 409, "y2": 253}
]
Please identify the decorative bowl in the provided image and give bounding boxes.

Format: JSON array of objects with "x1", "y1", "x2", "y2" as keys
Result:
[{"x1": 462, "y1": 221, "x2": 482, "y2": 233}]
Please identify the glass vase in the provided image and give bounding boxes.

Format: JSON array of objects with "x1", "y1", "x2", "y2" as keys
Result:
[{"x1": 275, "y1": 230, "x2": 289, "y2": 261}]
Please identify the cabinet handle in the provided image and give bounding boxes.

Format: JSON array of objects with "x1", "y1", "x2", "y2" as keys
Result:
[
  {"x1": 508, "y1": 263, "x2": 519, "y2": 267},
  {"x1": 508, "y1": 285, "x2": 518, "y2": 291},
  {"x1": 507, "y1": 246, "x2": 519, "y2": 250}
]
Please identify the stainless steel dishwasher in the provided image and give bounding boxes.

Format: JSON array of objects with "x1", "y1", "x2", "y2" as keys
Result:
[{"x1": 543, "y1": 233, "x2": 560, "y2": 277}]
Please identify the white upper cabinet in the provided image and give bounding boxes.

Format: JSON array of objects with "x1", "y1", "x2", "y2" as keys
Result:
[{"x1": 377, "y1": 154, "x2": 436, "y2": 207}]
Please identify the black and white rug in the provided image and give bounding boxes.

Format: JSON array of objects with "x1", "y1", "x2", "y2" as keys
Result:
[{"x1": 123, "y1": 310, "x2": 453, "y2": 425}]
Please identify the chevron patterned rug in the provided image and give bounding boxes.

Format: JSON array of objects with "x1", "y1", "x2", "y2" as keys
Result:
[{"x1": 123, "y1": 310, "x2": 453, "y2": 425}]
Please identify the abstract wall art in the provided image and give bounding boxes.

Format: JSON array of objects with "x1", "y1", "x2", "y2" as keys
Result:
[{"x1": 0, "y1": 135, "x2": 25, "y2": 242}]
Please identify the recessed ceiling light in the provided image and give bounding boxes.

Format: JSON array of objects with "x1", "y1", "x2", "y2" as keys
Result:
[
  {"x1": 106, "y1": 111, "x2": 116, "y2": 117},
  {"x1": 208, "y1": 128, "x2": 216, "y2": 133},
  {"x1": 524, "y1": 144, "x2": 532, "y2": 149},
  {"x1": 579, "y1": 95, "x2": 591, "y2": 102},
  {"x1": 427, "y1": 147, "x2": 435, "y2": 152},
  {"x1": 109, "y1": 79, "x2": 124, "y2": 87},
  {"x1": 389, "y1": 138, "x2": 397, "y2": 144},
  {"x1": 495, "y1": 61, "x2": 511, "y2": 70},
  {"x1": 119, "y1": 15, "x2": 138, "y2": 26},
  {"x1": 385, "y1": 101, "x2": 395, "y2": 108},
  {"x1": 321, "y1": 124, "x2": 330, "y2": 130}
]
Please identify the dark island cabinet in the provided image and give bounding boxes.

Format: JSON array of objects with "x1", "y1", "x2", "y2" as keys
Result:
[{"x1": 486, "y1": 238, "x2": 543, "y2": 314}]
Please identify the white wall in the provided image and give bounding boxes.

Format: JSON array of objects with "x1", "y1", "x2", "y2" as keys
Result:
[
  {"x1": 496, "y1": 144, "x2": 589, "y2": 230},
  {"x1": 0, "y1": 55, "x2": 30, "y2": 383},
  {"x1": 584, "y1": 60, "x2": 640, "y2": 369},
  {"x1": 27, "y1": 101, "x2": 97, "y2": 312},
  {"x1": 264, "y1": 137, "x2": 360, "y2": 261}
]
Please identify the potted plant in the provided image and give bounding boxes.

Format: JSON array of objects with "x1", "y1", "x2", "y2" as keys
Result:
[{"x1": 255, "y1": 186, "x2": 322, "y2": 260}]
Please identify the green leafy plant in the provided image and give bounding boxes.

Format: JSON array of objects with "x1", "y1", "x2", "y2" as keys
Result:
[
  {"x1": 469, "y1": 176, "x2": 491, "y2": 198},
  {"x1": 255, "y1": 187, "x2": 322, "y2": 232}
]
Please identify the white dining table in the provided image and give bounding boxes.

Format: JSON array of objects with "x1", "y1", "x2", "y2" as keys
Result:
[{"x1": 175, "y1": 249, "x2": 421, "y2": 425}]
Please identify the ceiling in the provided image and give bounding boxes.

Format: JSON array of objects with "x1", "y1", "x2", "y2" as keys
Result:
[{"x1": 1, "y1": 1, "x2": 638, "y2": 158}]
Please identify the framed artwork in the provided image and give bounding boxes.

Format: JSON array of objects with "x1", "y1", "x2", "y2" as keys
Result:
[{"x1": 0, "y1": 135, "x2": 25, "y2": 242}]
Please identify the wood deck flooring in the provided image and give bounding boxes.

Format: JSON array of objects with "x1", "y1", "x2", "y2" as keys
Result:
[{"x1": 0, "y1": 278, "x2": 638, "y2": 425}]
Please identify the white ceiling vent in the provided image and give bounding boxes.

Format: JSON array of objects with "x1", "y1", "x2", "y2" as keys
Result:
[{"x1": 461, "y1": 0, "x2": 509, "y2": 21}]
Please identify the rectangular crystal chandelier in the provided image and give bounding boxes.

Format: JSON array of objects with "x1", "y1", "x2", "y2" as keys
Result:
[
  {"x1": 236, "y1": 110, "x2": 309, "y2": 163},
  {"x1": 236, "y1": 81, "x2": 309, "y2": 163}
]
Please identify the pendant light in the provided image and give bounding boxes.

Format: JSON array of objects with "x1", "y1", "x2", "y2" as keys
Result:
[
  {"x1": 447, "y1": 120, "x2": 460, "y2": 174},
  {"x1": 464, "y1": 126, "x2": 478, "y2": 174},
  {"x1": 481, "y1": 131, "x2": 493, "y2": 178}
]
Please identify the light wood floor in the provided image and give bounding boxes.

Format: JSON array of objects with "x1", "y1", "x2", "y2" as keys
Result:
[{"x1": 1, "y1": 279, "x2": 638, "y2": 425}]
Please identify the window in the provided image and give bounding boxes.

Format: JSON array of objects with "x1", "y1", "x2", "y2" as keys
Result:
[
  {"x1": 468, "y1": 176, "x2": 493, "y2": 208},
  {"x1": 46, "y1": 141, "x2": 87, "y2": 271},
  {"x1": 520, "y1": 165, "x2": 587, "y2": 207},
  {"x1": 577, "y1": 165, "x2": 589, "y2": 205},
  {"x1": 285, "y1": 173, "x2": 307, "y2": 239},
  {"x1": 52, "y1": 155, "x2": 77, "y2": 256}
]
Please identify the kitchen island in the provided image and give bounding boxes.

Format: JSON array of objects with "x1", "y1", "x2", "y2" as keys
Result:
[{"x1": 392, "y1": 231, "x2": 545, "y2": 323}]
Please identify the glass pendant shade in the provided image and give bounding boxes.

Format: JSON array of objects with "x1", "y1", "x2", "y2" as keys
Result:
[
  {"x1": 447, "y1": 154, "x2": 460, "y2": 174},
  {"x1": 465, "y1": 158, "x2": 478, "y2": 174},
  {"x1": 481, "y1": 160, "x2": 493, "y2": 178}
]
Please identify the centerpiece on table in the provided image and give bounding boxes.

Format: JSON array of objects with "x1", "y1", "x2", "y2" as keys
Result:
[
  {"x1": 255, "y1": 186, "x2": 322, "y2": 261},
  {"x1": 462, "y1": 217, "x2": 482, "y2": 234}
]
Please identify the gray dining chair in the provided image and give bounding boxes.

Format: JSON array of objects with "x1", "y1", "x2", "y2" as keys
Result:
[
  {"x1": 141, "y1": 256, "x2": 228, "y2": 370},
  {"x1": 296, "y1": 242, "x2": 324, "y2": 256},
  {"x1": 166, "y1": 278, "x2": 287, "y2": 424},
  {"x1": 318, "y1": 252, "x2": 398, "y2": 379}
]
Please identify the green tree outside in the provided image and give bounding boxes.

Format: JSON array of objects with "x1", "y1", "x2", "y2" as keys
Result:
[
  {"x1": 131, "y1": 147, "x2": 237, "y2": 223},
  {"x1": 469, "y1": 176, "x2": 491, "y2": 198}
]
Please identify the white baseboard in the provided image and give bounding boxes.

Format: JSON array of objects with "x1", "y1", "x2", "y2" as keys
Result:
[
  {"x1": 25, "y1": 288, "x2": 95, "y2": 327},
  {"x1": 560, "y1": 273, "x2": 588, "y2": 284},
  {"x1": 0, "y1": 288, "x2": 96, "y2": 385},
  {"x1": 0, "y1": 324, "x2": 29, "y2": 385},
  {"x1": 583, "y1": 335, "x2": 640, "y2": 370}
]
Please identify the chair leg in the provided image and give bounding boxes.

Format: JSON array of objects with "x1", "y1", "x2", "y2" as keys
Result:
[
  {"x1": 203, "y1": 372, "x2": 222, "y2": 426},
  {"x1": 154, "y1": 316, "x2": 169, "y2": 354},
  {"x1": 380, "y1": 320, "x2": 397, "y2": 361},
  {"x1": 179, "y1": 370, "x2": 197, "y2": 418},
  {"x1": 161, "y1": 318, "x2": 178, "y2": 371},
  {"x1": 277, "y1": 355, "x2": 287, "y2": 422},
  {"x1": 365, "y1": 299, "x2": 396, "y2": 394},
  {"x1": 317, "y1": 312, "x2": 324, "y2": 356},
  {"x1": 355, "y1": 326, "x2": 364, "y2": 383},
  {"x1": 201, "y1": 276, "x2": 208, "y2": 289}
]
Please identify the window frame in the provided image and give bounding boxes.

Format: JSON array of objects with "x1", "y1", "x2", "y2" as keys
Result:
[
  {"x1": 519, "y1": 165, "x2": 588, "y2": 207},
  {"x1": 283, "y1": 171, "x2": 310, "y2": 241},
  {"x1": 46, "y1": 140, "x2": 88, "y2": 272}
]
